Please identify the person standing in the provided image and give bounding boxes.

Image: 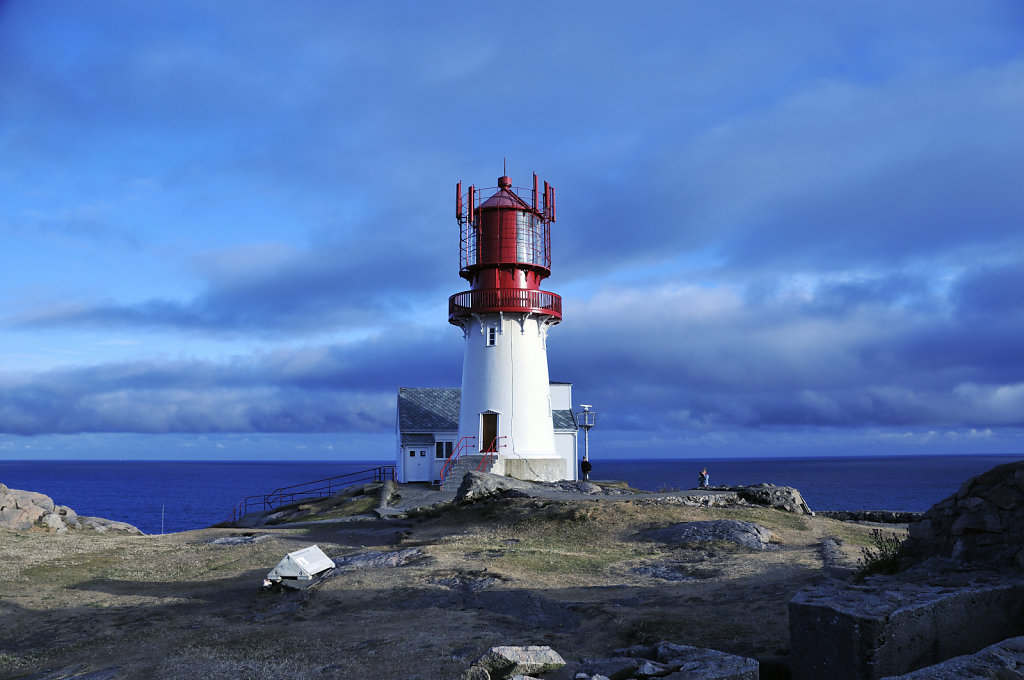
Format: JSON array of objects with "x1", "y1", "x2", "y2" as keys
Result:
[
  {"x1": 581, "y1": 456, "x2": 592, "y2": 482},
  {"x1": 698, "y1": 467, "x2": 710, "y2": 488}
]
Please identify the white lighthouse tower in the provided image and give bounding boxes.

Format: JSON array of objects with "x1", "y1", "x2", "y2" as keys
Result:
[{"x1": 447, "y1": 171, "x2": 567, "y2": 482}]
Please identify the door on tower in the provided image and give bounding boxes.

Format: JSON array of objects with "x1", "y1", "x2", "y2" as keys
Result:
[
  {"x1": 405, "y1": 448, "x2": 430, "y2": 482},
  {"x1": 481, "y1": 413, "x2": 498, "y2": 452}
]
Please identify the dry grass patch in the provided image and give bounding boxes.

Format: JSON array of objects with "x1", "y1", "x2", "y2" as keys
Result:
[{"x1": 0, "y1": 495, "x2": 852, "y2": 679}]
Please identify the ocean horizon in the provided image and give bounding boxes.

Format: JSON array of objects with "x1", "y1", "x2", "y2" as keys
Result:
[{"x1": 2, "y1": 453, "x2": 1020, "y2": 535}]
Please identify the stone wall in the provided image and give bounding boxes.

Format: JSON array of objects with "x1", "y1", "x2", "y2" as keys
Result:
[
  {"x1": 818, "y1": 510, "x2": 922, "y2": 524},
  {"x1": 902, "y1": 459, "x2": 1024, "y2": 568}
]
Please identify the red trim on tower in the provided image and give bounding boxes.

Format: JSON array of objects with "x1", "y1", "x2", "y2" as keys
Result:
[{"x1": 448, "y1": 289, "x2": 562, "y2": 324}]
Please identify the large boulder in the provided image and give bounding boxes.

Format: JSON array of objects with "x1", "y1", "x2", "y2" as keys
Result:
[
  {"x1": 455, "y1": 471, "x2": 538, "y2": 503},
  {"x1": 902, "y1": 459, "x2": 1024, "y2": 568}
]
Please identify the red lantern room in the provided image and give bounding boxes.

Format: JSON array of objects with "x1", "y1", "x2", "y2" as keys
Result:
[{"x1": 449, "y1": 174, "x2": 562, "y2": 325}]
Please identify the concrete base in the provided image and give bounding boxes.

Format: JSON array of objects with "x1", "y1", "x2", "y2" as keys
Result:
[
  {"x1": 789, "y1": 577, "x2": 1024, "y2": 680},
  {"x1": 502, "y1": 458, "x2": 567, "y2": 483}
]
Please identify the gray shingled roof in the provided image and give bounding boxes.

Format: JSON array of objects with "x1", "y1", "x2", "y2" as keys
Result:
[
  {"x1": 398, "y1": 388, "x2": 579, "y2": 434},
  {"x1": 401, "y1": 433, "x2": 436, "y2": 445},
  {"x1": 398, "y1": 387, "x2": 460, "y2": 432},
  {"x1": 552, "y1": 409, "x2": 577, "y2": 432}
]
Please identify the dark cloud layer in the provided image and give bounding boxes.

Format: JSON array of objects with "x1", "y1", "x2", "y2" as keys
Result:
[
  {"x1": 1, "y1": 2, "x2": 1022, "y2": 456},
  {"x1": 0, "y1": 329, "x2": 461, "y2": 435}
]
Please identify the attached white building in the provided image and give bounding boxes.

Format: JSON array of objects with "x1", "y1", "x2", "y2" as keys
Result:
[{"x1": 396, "y1": 383, "x2": 578, "y2": 484}]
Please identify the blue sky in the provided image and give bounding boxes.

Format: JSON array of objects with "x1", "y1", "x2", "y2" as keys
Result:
[{"x1": 2, "y1": 1, "x2": 1023, "y2": 461}]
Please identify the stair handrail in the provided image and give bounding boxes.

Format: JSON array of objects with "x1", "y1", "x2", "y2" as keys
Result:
[
  {"x1": 438, "y1": 435, "x2": 477, "y2": 490},
  {"x1": 476, "y1": 436, "x2": 506, "y2": 472}
]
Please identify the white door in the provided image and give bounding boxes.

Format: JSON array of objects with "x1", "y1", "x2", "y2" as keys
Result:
[{"x1": 405, "y1": 449, "x2": 429, "y2": 482}]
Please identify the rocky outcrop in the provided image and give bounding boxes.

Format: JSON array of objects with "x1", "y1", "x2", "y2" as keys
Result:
[
  {"x1": 455, "y1": 472, "x2": 813, "y2": 520},
  {"x1": 721, "y1": 483, "x2": 813, "y2": 515},
  {"x1": 641, "y1": 520, "x2": 774, "y2": 551},
  {"x1": 902, "y1": 459, "x2": 1024, "y2": 568},
  {"x1": 459, "y1": 642, "x2": 757, "y2": 680},
  {"x1": 0, "y1": 483, "x2": 142, "y2": 535}
]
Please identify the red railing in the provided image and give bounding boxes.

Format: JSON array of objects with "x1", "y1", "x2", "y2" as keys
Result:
[
  {"x1": 477, "y1": 438, "x2": 502, "y2": 473},
  {"x1": 449, "y1": 289, "x2": 562, "y2": 322},
  {"x1": 438, "y1": 436, "x2": 476, "y2": 490},
  {"x1": 439, "y1": 436, "x2": 506, "y2": 490},
  {"x1": 222, "y1": 465, "x2": 396, "y2": 525}
]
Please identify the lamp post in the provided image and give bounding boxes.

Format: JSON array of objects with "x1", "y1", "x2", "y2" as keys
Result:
[{"x1": 574, "y1": 404, "x2": 596, "y2": 467}]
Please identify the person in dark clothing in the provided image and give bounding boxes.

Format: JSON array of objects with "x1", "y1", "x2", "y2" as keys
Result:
[{"x1": 580, "y1": 456, "x2": 592, "y2": 482}]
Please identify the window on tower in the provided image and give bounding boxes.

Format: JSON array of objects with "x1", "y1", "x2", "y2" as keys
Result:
[
  {"x1": 516, "y1": 212, "x2": 542, "y2": 265},
  {"x1": 486, "y1": 326, "x2": 497, "y2": 346}
]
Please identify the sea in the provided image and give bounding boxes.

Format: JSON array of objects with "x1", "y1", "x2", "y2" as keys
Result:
[{"x1": 1, "y1": 454, "x2": 1020, "y2": 536}]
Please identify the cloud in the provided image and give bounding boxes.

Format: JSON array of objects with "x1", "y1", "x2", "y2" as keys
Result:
[
  {"x1": 6, "y1": 232, "x2": 453, "y2": 336},
  {"x1": 0, "y1": 326, "x2": 462, "y2": 435}
]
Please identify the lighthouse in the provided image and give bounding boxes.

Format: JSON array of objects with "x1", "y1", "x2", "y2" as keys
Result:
[{"x1": 448, "y1": 172, "x2": 567, "y2": 482}]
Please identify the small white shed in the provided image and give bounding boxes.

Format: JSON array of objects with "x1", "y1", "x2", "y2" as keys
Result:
[{"x1": 264, "y1": 545, "x2": 336, "y2": 590}]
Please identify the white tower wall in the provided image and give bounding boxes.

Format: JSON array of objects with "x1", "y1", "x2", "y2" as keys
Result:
[{"x1": 457, "y1": 312, "x2": 563, "y2": 479}]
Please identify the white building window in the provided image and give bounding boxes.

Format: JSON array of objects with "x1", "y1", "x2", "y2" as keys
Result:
[{"x1": 486, "y1": 326, "x2": 497, "y2": 346}]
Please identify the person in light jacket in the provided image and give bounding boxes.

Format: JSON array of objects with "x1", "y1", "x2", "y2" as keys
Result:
[{"x1": 698, "y1": 468, "x2": 710, "y2": 488}]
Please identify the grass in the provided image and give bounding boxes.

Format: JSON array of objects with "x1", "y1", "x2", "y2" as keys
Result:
[
  {"x1": 271, "y1": 495, "x2": 379, "y2": 523},
  {"x1": 0, "y1": 489, "x2": 861, "y2": 679},
  {"x1": 713, "y1": 507, "x2": 812, "y2": 532},
  {"x1": 489, "y1": 540, "x2": 658, "y2": 574}
]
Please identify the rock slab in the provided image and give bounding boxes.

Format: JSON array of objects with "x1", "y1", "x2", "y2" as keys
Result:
[
  {"x1": 456, "y1": 472, "x2": 542, "y2": 503},
  {"x1": 469, "y1": 645, "x2": 565, "y2": 679},
  {"x1": 880, "y1": 636, "x2": 1024, "y2": 679},
  {"x1": 582, "y1": 641, "x2": 758, "y2": 680},
  {"x1": 642, "y1": 519, "x2": 773, "y2": 551}
]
